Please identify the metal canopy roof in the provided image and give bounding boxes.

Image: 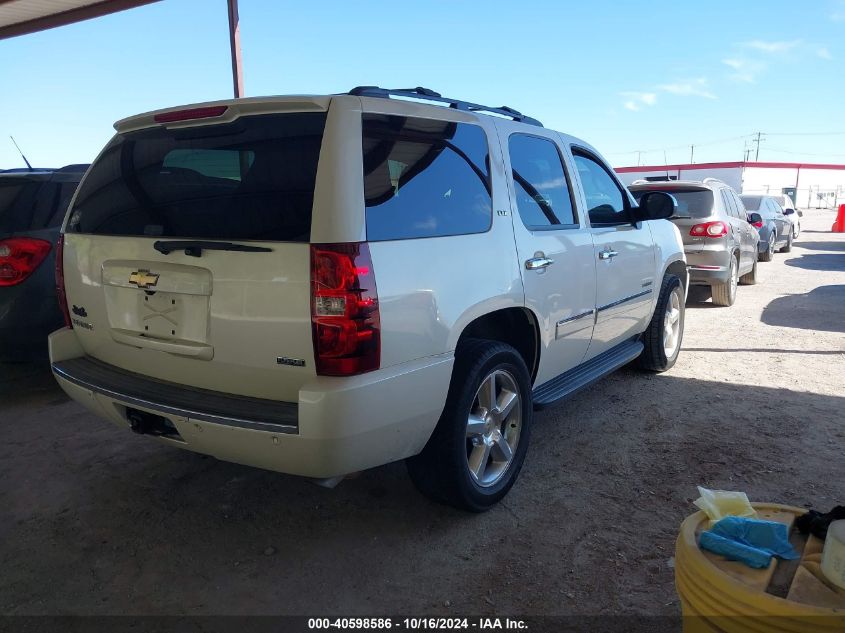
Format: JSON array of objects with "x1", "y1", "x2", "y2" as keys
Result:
[{"x1": 0, "y1": 0, "x2": 161, "y2": 40}]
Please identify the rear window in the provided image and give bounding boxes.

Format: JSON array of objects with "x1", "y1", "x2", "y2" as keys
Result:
[
  {"x1": 362, "y1": 114, "x2": 491, "y2": 241},
  {"x1": 740, "y1": 196, "x2": 763, "y2": 211},
  {"x1": 631, "y1": 188, "x2": 714, "y2": 218},
  {"x1": 0, "y1": 177, "x2": 80, "y2": 233},
  {"x1": 67, "y1": 113, "x2": 327, "y2": 242},
  {"x1": 0, "y1": 180, "x2": 42, "y2": 233}
]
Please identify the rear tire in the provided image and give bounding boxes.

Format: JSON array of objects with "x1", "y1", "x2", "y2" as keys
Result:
[
  {"x1": 638, "y1": 274, "x2": 684, "y2": 372},
  {"x1": 406, "y1": 339, "x2": 533, "y2": 512},
  {"x1": 780, "y1": 232, "x2": 793, "y2": 253},
  {"x1": 712, "y1": 257, "x2": 738, "y2": 307},
  {"x1": 759, "y1": 233, "x2": 775, "y2": 262},
  {"x1": 739, "y1": 259, "x2": 758, "y2": 285}
]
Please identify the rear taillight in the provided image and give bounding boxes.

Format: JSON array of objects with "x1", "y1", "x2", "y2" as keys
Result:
[
  {"x1": 0, "y1": 237, "x2": 52, "y2": 287},
  {"x1": 689, "y1": 221, "x2": 728, "y2": 238},
  {"x1": 751, "y1": 220, "x2": 764, "y2": 229},
  {"x1": 55, "y1": 235, "x2": 71, "y2": 327},
  {"x1": 310, "y1": 242, "x2": 380, "y2": 376}
]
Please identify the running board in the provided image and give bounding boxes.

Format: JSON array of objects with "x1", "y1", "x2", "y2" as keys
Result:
[{"x1": 532, "y1": 339, "x2": 644, "y2": 410}]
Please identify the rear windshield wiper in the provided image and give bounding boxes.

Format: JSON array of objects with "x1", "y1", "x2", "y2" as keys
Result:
[{"x1": 153, "y1": 240, "x2": 273, "y2": 257}]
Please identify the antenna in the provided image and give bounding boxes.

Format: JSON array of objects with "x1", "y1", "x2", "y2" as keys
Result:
[{"x1": 9, "y1": 136, "x2": 33, "y2": 171}]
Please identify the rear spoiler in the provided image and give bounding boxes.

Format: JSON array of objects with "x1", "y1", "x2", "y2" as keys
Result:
[{"x1": 114, "y1": 96, "x2": 333, "y2": 134}]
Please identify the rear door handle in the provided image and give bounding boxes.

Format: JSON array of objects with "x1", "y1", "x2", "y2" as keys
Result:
[
  {"x1": 598, "y1": 249, "x2": 619, "y2": 260},
  {"x1": 525, "y1": 257, "x2": 554, "y2": 270}
]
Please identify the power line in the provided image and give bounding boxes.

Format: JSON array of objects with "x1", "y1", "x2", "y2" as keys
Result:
[
  {"x1": 607, "y1": 130, "x2": 845, "y2": 162},
  {"x1": 764, "y1": 131, "x2": 845, "y2": 137},
  {"x1": 605, "y1": 134, "x2": 752, "y2": 156},
  {"x1": 765, "y1": 146, "x2": 845, "y2": 158}
]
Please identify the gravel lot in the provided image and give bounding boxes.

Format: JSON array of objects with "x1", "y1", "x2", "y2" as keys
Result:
[{"x1": 1, "y1": 208, "x2": 843, "y2": 617}]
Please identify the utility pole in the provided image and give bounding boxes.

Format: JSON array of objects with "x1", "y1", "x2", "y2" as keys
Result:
[
  {"x1": 636, "y1": 151, "x2": 642, "y2": 166},
  {"x1": 753, "y1": 131, "x2": 764, "y2": 162},
  {"x1": 690, "y1": 145, "x2": 694, "y2": 164}
]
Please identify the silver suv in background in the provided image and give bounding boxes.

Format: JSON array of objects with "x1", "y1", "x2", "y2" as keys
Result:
[{"x1": 629, "y1": 179, "x2": 759, "y2": 307}]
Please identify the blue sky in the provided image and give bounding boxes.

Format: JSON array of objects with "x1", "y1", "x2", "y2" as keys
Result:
[{"x1": 2, "y1": 0, "x2": 844, "y2": 169}]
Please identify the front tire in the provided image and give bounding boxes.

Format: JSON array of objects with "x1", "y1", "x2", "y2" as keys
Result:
[
  {"x1": 639, "y1": 274, "x2": 684, "y2": 372},
  {"x1": 407, "y1": 339, "x2": 533, "y2": 512}
]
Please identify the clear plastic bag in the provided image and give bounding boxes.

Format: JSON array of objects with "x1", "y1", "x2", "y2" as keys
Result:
[{"x1": 693, "y1": 486, "x2": 757, "y2": 522}]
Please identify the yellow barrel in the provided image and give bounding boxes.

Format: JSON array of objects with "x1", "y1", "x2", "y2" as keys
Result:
[{"x1": 675, "y1": 503, "x2": 845, "y2": 633}]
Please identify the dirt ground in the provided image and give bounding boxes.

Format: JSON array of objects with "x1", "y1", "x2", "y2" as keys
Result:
[{"x1": 1, "y1": 208, "x2": 843, "y2": 617}]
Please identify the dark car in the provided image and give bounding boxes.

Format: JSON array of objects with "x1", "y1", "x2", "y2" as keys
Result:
[
  {"x1": 0, "y1": 165, "x2": 88, "y2": 361},
  {"x1": 739, "y1": 195, "x2": 792, "y2": 262}
]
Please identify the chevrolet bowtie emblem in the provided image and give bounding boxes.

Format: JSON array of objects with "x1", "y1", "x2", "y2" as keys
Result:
[{"x1": 128, "y1": 270, "x2": 160, "y2": 289}]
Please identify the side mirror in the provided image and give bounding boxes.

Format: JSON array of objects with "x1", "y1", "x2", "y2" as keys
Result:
[
  {"x1": 783, "y1": 208, "x2": 794, "y2": 215},
  {"x1": 747, "y1": 212, "x2": 763, "y2": 225},
  {"x1": 798, "y1": 210, "x2": 804, "y2": 217},
  {"x1": 632, "y1": 191, "x2": 676, "y2": 222}
]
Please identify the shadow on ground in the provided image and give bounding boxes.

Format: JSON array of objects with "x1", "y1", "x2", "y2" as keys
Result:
[
  {"x1": 796, "y1": 240, "x2": 845, "y2": 253},
  {"x1": 0, "y1": 361, "x2": 63, "y2": 403},
  {"x1": 761, "y1": 285, "x2": 845, "y2": 334},
  {"x1": 1, "y1": 363, "x2": 842, "y2": 616},
  {"x1": 785, "y1": 254, "x2": 845, "y2": 272},
  {"x1": 683, "y1": 347, "x2": 843, "y2": 355}
]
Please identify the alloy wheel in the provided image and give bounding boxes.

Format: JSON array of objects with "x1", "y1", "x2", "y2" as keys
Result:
[
  {"x1": 465, "y1": 370, "x2": 522, "y2": 488},
  {"x1": 663, "y1": 287, "x2": 682, "y2": 358}
]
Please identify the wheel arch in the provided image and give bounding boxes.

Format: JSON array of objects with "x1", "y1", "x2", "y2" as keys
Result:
[
  {"x1": 454, "y1": 307, "x2": 541, "y2": 383},
  {"x1": 664, "y1": 257, "x2": 688, "y2": 293}
]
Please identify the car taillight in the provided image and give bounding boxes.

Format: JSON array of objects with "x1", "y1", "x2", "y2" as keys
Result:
[
  {"x1": 55, "y1": 235, "x2": 71, "y2": 327},
  {"x1": 310, "y1": 242, "x2": 380, "y2": 376},
  {"x1": 751, "y1": 220, "x2": 764, "y2": 229},
  {"x1": 0, "y1": 237, "x2": 52, "y2": 287},
  {"x1": 689, "y1": 221, "x2": 728, "y2": 238}
]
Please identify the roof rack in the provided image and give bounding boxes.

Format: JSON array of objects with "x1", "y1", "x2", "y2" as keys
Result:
[{"x1": 348, "y1": 86, "x2": 543, "y2": 127}]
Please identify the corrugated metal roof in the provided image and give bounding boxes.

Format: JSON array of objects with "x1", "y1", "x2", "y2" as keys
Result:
[{"x1": 0, "y1": 0, "x2": 160, "y2": 39}]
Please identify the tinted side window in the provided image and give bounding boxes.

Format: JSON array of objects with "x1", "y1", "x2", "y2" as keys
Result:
[
  {"x1": 572, "y1": 151, "x2": 627, "y2": 225},
  {"x1": 363, "y1": 114, "x2": 491, "y2": 241},
  {"x1": 720, "y1": 189, "x2": 738, "y2": 218},
  {"x1": 507, "y1": 134, "x2": 576, "y2": 228},
  {"x1": 732, "y1": 192, "x2": 747, "y2": 218}
]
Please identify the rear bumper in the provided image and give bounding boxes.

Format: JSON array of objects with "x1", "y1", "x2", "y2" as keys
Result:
[
  {"x1": 48, "y1": 328, "x2": 453, "y2": 478},
  {"x1": 684, "y1": 249, "x2": 732, "y2": 285}
]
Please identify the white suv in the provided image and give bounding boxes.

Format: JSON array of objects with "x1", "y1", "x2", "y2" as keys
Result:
[{"x1": 50, "y1": 87, "x2": 687, "y2": 511}]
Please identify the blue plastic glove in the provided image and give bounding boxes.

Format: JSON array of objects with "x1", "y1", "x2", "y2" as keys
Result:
[
  {"x1": 710, "y1": 516, "x2": 800, "y2": 560},
  {"x1": 699, "y1": 531, "x2": 773, "y2": 569}
]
